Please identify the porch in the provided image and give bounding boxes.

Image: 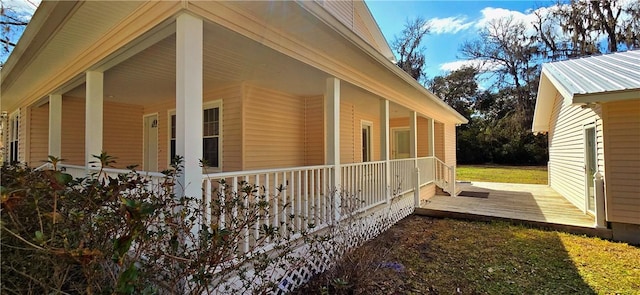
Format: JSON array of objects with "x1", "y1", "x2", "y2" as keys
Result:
[{"x1": 416, "y1": 182, "x2": 613, "y2": 239}]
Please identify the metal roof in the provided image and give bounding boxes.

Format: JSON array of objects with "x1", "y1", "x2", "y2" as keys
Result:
[{"x1": 542, "y1": 50, "x2": 640, "y2": 97}]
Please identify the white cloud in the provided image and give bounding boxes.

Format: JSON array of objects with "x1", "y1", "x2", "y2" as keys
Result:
[
  {"x1": 439, "y1": 59, "x2": 502, "y2": 72},
  {"x1": 427, "y1": 16, "x2": 474, "y2": 34}
]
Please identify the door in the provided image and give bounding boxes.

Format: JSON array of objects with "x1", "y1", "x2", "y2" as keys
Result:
[
  {"x1": 392, "y1": 128, "x2": 410, "y2": 159},
  {"x1": 144, "y1": 114, "x2": 158, "y2": 171},
  {"x1": 584, "y1": 126, "x2": 597, "y2": 214}
]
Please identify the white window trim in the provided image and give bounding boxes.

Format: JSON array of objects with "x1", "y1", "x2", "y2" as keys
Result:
[
  {"x1": 167, "y1": 100, "x2": 223, "y2": 172},
  {"x1": 361, "y1": 120, "x2": 373, "y2": 162},
  {"x1": 9, "y1": 110, "x2": 20, "y2": 163}
]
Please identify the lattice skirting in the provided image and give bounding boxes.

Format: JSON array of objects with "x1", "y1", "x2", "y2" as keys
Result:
[{"x1": 275, "y1": 192, "x2": 415, "y2": 294}]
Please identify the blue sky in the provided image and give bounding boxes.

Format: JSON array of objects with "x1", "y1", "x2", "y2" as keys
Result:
[{"x1": 365, "y1": 0, "x2": 556, "y2": 79}]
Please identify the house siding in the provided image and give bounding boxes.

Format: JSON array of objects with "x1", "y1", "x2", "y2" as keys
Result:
[
  {"x1": 304, "y1": 96, "x2": 325, "y2": 166},
  {"x1": 103, "y1": 102, "x2": 144, "y2": 169},
  {"x1": 340, "y1": 102, "x2": 356, "y2": 163},
  {"x1": 61, "y1": 97, "x2": 86, "y2": 166},
  {"x1": 547, "y1": 92, "x2": 604, "y2": 212},
  {"x1": 29, "y1": 104, "x2": 49, "y2": 166},
  {"x1": 434, "y1": 121, "x2": 445, "y2": 160},
  {"x1": 602, "y1": 99, "x2": 640, "y2": 225},
  {"x1": 323, "y1": 1, "x2": 354, "y2": 30},
  {"x1": 243, "y1": 85, "x2": 306, "y2": 170},
  {"x1": 444, "y1": 122, "x2": 457, "y2": 166}
]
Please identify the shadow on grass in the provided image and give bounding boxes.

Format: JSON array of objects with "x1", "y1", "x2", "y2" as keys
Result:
[{"x1": 295, "y1": 215, "x2": 598, "y2": 294}]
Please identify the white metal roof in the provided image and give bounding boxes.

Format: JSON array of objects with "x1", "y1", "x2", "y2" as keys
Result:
[
  {"x1": 542, "y1": 50, "x2": 640, "y2": 99},
  {"x1": 533, "y1": 50, "x2": 640, "y2": 133}
]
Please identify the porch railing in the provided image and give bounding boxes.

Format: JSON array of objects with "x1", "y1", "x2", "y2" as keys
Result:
[
  {"x1": 417, "y1": 157, "x2": 435, "y2": 186},
  {"x1": 434, "y1": 158, "x2": 456, "y2": 195},
  {"x1": 56, "y1": 164, "x2": 169, "y2": 192},
  {"x1": 389, "y1": 158, "x2": 415, "y2": 195},
  {"x1": 340, "y1": 161, "x2": 387, "y2": 211},
  {"x1": 202, "y1": 165, "x2": 333, "y2": 253}
]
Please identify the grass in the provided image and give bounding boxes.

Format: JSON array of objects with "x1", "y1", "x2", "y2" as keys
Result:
[
  {"x1": 457, "y1": 165, "x2": 548, "y2": 184},
  {"x1": 296, "y1": 216, "x2": 640, "y2": 294}
]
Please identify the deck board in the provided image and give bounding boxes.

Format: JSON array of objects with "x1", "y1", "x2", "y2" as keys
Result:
[{"x1": 419, "y1": 182, "x2": 599, "y2": 229}]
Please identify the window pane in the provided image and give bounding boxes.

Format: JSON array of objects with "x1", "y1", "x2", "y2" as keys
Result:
[
  {"x1": 203, "y1": 137, "x2": 219, "y2": 167},
  {"x1": 170, "y1": 139, "x2": 176, "y2": 163}
]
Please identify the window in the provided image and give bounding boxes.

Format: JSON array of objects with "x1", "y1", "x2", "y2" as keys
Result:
[
  {"x1": 361, "y1": 121, "x2": 372, "y2": 162},
  {"x1": 169, "y1": 102, "x2": 221, "y2": 168},
  {"x1": 9, "y1": 111, "x2": 19, "y2": 163}
]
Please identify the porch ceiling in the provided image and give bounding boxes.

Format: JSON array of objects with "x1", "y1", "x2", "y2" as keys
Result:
[{"x1": 66, "y1": 20, "x2": 331, "y2": 104}]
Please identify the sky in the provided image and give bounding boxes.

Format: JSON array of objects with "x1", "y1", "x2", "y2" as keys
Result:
[{"x1": 365, "y1": 0, "x2": 557, "y2": 79}]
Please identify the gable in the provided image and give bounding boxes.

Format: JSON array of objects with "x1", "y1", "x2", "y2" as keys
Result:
[{"x1": 316, "y1": 0, "x2": 395, "y2": 62}]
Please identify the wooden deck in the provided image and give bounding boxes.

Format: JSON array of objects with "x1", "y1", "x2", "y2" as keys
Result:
[{"x1": 416, "y1": 182, "x2": 613, "y2": 239}]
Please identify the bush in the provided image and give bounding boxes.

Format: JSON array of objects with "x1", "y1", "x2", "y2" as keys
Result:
[{"x1": 0, "y1": 154, "x2": 306, "y2": 294}]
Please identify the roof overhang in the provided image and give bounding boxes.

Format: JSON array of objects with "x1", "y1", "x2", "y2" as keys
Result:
[{"x1": 533, "y1": 64, "x2": 640, "y2": 133}]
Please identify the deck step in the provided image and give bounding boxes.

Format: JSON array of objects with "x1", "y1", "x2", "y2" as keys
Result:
[{"x1": 414, "y1": 207, "x2": 613, "y2": 240}]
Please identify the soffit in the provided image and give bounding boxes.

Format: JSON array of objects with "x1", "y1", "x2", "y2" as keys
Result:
[{"x1": 1, "y1": 1, "x2": 145, "y2": 110}]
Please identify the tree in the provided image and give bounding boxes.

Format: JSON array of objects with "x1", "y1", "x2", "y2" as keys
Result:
[
  {"x1": 1, "y1": 0, "x2": 37, "y2": 64},
  {"x1": 426, "y1": 66, "x2": 479, "y2": 120},
  {"x1": 534, "y1": 0, "x2": 640, "y2": 59},
  {"x1": 460, "y1": 16, "x2": 540, "y2": 128},
  {"x1": 392, "y1": 17, "x2": 430, "y2": 83}
]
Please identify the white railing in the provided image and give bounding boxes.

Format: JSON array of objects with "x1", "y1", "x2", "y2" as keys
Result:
[
  {"x1": 417, "y1": 157, "x2": 435, "y2": 186},
  {"x1": 58, "y1": 164, "x2": 169, "y2": 193},
  {"x1": 202, "y1": 165, "x2": 333, "y2": 254},
  {"x1": 389, "y1": 158, "x2": 415, "y2": 195},
  {"x1": 434, "y1": 158, "x2": 455, "y2": 195},
  {"x1": 340, "y1": 161, "x2": 387, "y2": 211}
]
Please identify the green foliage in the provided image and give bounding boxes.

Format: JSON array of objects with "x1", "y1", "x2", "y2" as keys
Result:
[{"x1": 0, "y1": 154, "x2": 310, "y2": 294}]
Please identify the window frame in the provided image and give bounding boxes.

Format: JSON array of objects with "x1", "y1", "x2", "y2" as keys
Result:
[{"x1": 168, "y1": 100, "x2": 223, "y2": 171}]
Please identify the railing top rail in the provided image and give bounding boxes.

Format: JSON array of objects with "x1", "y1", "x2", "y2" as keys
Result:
[
  {"x1": 59, "y1": 163, "x2": 167, "y2": 178},
  {"x1": 416, "y1": 156, "x2": 435, "y2": 161},
  {"x1": 203, "y1": 165, "x2": 334, "y2": 179},
  {"x1": 433, "y1": 157, "x2": 451, "y2": 168},
  {"x1": 340, "y1": 160, "x2": 386, "y2": 168},
  {"x1": 34, "y1": 162, "x2": 52, "y2": 171},
  {"x1": 389, "y1": 158, "x2": 416, "y2": 163}
]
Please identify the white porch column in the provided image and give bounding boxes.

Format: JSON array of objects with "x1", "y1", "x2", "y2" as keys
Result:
[
  {"x1": 326, "y1": 77, "x2": 341, "y2": 222},
  {"x1": 48, "y1": 94, "x2": 62, "y2": 159},
  {"x1": 428, "y1": 118, "x2": 435, "y2": 157},
  {"x1": 380, "y1": 99, "x2": 391, "y2": 203},
  {"x1": 176, "y1": 13, "x2": 203, "y2": 201},
  {"x1": 409, "y1": 111, "x2": 419, "y2": 206},
  {"x1": 85, "y1": 71, "x2": 103, "y2": 168}
]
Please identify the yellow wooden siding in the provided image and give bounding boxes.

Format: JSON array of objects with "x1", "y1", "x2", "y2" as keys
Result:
[
  {"x1": 603, "y1": 99, "x2": 640, "y2": 225},
  {"x1": 434, "y1": 122, "x2": 445, "y2": 160},
  {"x1": 61, "y1": 97, "x2": 85, "y2": 166},
  {"x1": 103, "y1": 102, "x2": 144, "y2": 169},
  {"x1": 353, "y1": 9, "x2": 379, "y2": 51},
  {"x1": 29, "y1": 104, "x2": 49, "y2": 165},
  {"x1": 420, "y1": 183, "x2": 436, "y2": 202},
  {"x1": 305, "y1": 96, "x2": 325, "y2": 165},
  {"x1": 243, "y1": 85, "x2": 306, "y2": 170},
  {"x1": 417, "y1": 116, "x2": 429, "y2": 157},
  {"x1": 340, "y1": 102, "x2": 356, "y2": 163},
  {"x1": 444, "y1": 122, "x2": 457, "y2": 166},
  {"x1": 323, "y1": 0, "x2": 354, "y2": 29},
  {"x1": 217, "y1": 85, "x2": 243, "y2": 172},
  {"x1": 547, "y1": 92, "x2": 603, "y2": 212}
]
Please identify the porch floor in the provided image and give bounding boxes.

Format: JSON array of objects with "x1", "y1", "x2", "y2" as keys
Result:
[{"x1": 416, "y1": 182, "x2": 613, "y2": 239}]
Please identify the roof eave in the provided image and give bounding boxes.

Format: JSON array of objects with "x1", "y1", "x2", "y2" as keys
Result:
[{"x1": 296, "y1": 1, "x2": 467, "y2": 124}]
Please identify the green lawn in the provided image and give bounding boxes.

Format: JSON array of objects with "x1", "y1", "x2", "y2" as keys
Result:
[
  {"x1": 297, "y1": 216, "x2": 640, "y2": 294},
  {"x1": 457, "y1": 165, "x2": 548, "y2": 184}
]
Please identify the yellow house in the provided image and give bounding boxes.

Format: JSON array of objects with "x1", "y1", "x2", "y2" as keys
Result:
[{"x1": 533, "y1": 50, "x2": 640, "y2": 244}]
